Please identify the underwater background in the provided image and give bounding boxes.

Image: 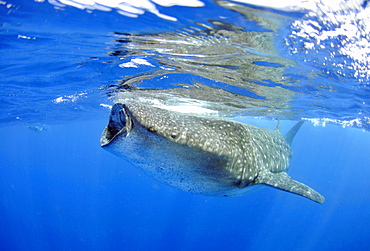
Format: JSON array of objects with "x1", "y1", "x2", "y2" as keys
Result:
[{"x1": 1, "y1": 0, "x2": 370, "y2": 250}]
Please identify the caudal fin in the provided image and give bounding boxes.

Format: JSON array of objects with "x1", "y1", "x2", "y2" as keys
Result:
[{"x1": 255, "y1": 169, "x2": 325, "y2": 203}]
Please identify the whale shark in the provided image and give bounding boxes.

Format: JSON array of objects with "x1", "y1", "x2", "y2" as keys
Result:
[{"x1": 100, "y1": 101, "x2": 324, "y2": 203}]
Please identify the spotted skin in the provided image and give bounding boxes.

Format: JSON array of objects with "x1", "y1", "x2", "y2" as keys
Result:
[{"x1": 101, "y1": 101, "x2": 324, "y2": 203}]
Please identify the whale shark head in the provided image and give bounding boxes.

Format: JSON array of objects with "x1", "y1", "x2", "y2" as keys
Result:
[{"x1": 101, "y1": 101, "x2": 324, "y2": 203}]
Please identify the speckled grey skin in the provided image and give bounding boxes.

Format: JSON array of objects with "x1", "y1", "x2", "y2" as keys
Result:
[{"x1": 101, "y1": 101, "x2": 324, "y2": 203}]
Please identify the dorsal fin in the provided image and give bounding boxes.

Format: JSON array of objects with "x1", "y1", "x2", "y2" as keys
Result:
[
  {"x1": 284, "y1": 121, "x2": 304, "y2": 146},
  {"x1": 275, "y1": 119, "x2": 281, "y2": 131},
  {"x1": 255, "y1": 169, "x2": 325, "y2": 203}
]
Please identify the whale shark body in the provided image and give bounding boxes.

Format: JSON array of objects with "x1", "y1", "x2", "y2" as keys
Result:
[{"x1": 100, "y1": 101, "x2": 324, "y2": 203}]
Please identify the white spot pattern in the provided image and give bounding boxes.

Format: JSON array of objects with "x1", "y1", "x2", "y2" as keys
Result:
[{"x1": 126, "y1": 101, "x2": 292, "y2": 185}]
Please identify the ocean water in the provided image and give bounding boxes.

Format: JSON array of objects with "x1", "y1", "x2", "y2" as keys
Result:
[{"x1": 1, "y1": 0, "x2": 370, "y2": 250}]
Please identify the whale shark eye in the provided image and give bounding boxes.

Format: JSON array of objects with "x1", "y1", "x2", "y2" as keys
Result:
[
  {"x1": 148, "y1": 127, "x2": 156, "y2": 133},
  {"x1": 170, "y1": 134, "x2": 178, "y2": 139}
]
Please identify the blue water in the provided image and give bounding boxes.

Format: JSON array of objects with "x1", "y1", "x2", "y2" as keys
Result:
[{"x1": 1, "y1": 0, "x2": 370, "y2": 250}]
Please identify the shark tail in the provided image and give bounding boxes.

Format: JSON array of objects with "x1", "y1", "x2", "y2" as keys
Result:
[{"x1": 255, "y1": 169, "x2": 325, "y2": 203}]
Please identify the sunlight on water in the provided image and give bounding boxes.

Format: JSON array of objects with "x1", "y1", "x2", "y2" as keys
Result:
[
  {"x1": 44, "y1": 0, "x2": 205, "y2": 21},
  {"x1": 303, "y1": 116, "x2": 370, "y2": 129},
  {"x1": 285, "y1": 0, "x2": 370, "y2": 81}
]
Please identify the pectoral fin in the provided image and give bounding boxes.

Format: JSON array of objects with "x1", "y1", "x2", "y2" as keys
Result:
[{"x1": 255, "y1": 169, "x2": 325, "y2": 203}]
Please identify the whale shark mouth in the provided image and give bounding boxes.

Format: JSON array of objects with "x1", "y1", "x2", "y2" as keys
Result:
[{"x1": 100, "y1": 103, "x2": 132, "y2": 146}]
